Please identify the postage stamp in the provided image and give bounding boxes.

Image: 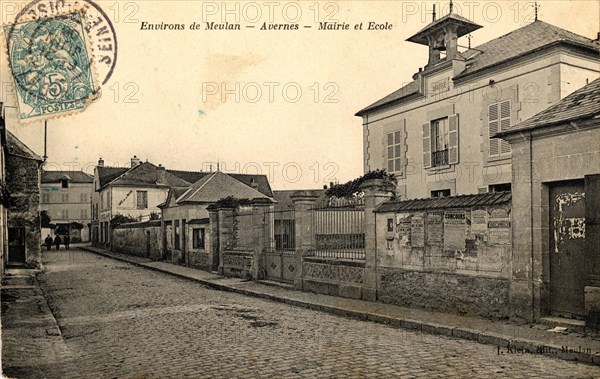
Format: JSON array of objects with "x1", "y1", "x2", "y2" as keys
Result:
[{"x1": 3, "y1": 10, "x2": 101, "y2": 123}]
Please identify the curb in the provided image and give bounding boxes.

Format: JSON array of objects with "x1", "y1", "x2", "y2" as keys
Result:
[{"x1": 81, "y1": 246, "x2": 600, "y2": 366}]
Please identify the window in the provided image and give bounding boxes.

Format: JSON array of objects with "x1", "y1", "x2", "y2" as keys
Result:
[
  {"x1": 136, "y1": 191, "x2": 148, "y2": 209},
  {"x1": 80, "y1": 193, "x2": 88, "y2": 203},
  {"x1": 100, "y1": 192, "x2": 104, "y2": 209},
  {"x1": 431, "y1": 118, "x2": 449, "y2": 166},
  {"x1": 62, "y1": 209, "x2": 69, "y2": 219},
  {"x1": 81, "y1": 209, "x2": 88, "y2": 219},
  {"x1": 423, "y1": 114, "x2": 459, "y2": 168},
  {"x1": 488, "y1": 100, "x2": 511, "y2": 156},
  {"x1": 386, "y1": 131, "x2": 402, "y2": 173},
  {"x1": 431, "y1": 189, "x2": 451, "y2": 198},
  {"x1": 61, "y1": 179, "x2": 69, "y2": 188},
  {"x1": 489, "y1": 183, "x2": 511, "y2": 193},
  {"x1": 61, "y1": 193, "x2": 69, "y2": 203},
  {"x1": 192, "y1": 228, "x2": 205, "y2": 249},
  {"x1": 42, "y1": 193, "x2": 50, "y2": 203}
]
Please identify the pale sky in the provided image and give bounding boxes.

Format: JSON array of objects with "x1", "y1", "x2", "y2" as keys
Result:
[{"x1": 1, "y1": 0, "x2": 599, "y2": 189}]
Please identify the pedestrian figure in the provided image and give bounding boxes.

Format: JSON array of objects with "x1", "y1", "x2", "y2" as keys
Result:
[
  {"x1": 54, "y1": 235, "x2": 62, "y2": 251},
  {"x1": 64, "y1": 234, "x2": 70, "y2": 250},
  {"x1": 44, "y1": 234, "x2": 53, "y2": 251}
]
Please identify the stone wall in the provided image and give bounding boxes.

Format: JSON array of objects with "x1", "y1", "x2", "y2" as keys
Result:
[
  {"x1": 5, "y1": 153, "x2": 41, "y2": 267},
  {"x1": 222, "y1": 251, "x2": 253, "y2": 279},
  {"x1": 112, "y1": 221, "x2": 161, "y2": 260},
  {"x1": 302, "y1": 258, "x2": 365, "y2": 299},
  {"x1": 375, "y1": 202, "x2": 512, "y2": 318}
]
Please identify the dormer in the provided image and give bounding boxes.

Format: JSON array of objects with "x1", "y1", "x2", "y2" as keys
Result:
[{"x1": 407, "y1": 7, "x2": 481, "y2": 68}]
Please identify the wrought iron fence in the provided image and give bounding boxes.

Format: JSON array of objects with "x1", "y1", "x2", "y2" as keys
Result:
[
  {"x1": 432, "y1": 149, "x2": 449, "y2": 167},
  {"x1": 271, "y1": 209, "x2": 296, "y2": 251},
  {"x1": 309, "y1": 202, "x2": 365, "y2": 260}
]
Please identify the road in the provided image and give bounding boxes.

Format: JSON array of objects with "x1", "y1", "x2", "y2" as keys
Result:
[{"x1": 4, "y1": 247, "x2": 600, "y2": 378}]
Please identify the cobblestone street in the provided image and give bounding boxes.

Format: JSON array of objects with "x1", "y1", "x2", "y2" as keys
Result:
[{"x1": 3, "y1": 247, "x2": 600, "y2": 378}]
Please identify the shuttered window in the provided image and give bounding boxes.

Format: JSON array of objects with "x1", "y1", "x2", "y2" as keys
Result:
[
  {"x1": 423, "y1": 114, "x2": 459, "y2": 168},
  {"x1": 489, "y1": 101, "x2": 511, "y2": 157},
  {"x1": 386, "y1": 130, "x2": 402, "y2": 173}
]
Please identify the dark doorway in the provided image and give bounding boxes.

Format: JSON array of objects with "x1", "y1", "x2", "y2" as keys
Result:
[
  {"x1": 8, "y1": 227, "x2": 26, "y2": 264},
  {"x1": 549, "y1": 180, "x2": 586, "y2": 318}
]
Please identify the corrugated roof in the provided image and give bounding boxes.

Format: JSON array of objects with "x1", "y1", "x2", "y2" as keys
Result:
[
  {"x1": 176, "y1": 171, "x2": 273, "y2": 204},
  {"x1": 356, "y1": 20, "x2": 599, "y2": 116},
  {"x1": 375, "y1": 191, "x2": 511, "y2": 213},
  {"x1": 497, "y1": 78, "x2": 600, "y2": 136},
  {"x1": 42, "y1": 170, "x2": 93, "y2": 183}
]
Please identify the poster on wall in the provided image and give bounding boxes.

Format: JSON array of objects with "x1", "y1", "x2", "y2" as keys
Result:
[
  {"x1": 443, "y1": 211, "x2": 466, "y2": 251},
  {"x1": 488, "y1": 208, "x2": 511, "y2": 245},
  {"x1": 427, "y1": 212, "x2": 444, "y2": 246},
  {"x1": 411, "y1": 213, "x2": 425, "y2": 247},
  {"x1": 396, "y1": 213, "x2": 412, "y2": 247},
  {"x1": 471, "y1": 209, "x2": 488, "y2": 235}
]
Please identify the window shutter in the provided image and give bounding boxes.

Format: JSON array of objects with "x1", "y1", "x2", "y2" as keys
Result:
[
  {"x1": 422, "y1": 123, "x2": 431, "y2": 168},
  {"x1": 448, "y1": 114, "x2": 459, "y2": 164},
  {"x1": 488, "y1": 104, "x2": 499, "y2": 156},
  {"x1": 500, "y1": 100, "x2": 512, "y2": 154}
]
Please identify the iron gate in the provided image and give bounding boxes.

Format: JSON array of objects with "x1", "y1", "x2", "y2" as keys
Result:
[{"x1": 265, "y1": 209, "x2": 296, "y2": 283}]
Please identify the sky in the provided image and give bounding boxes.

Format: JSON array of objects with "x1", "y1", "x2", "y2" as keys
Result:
[{"x1": 1, "y1": 0, "x2": 599, "y2": 189}]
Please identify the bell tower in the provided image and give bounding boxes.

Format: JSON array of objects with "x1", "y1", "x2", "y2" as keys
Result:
[{"x1": 406, "y1": 2, "x2": 482, "y2": 68}]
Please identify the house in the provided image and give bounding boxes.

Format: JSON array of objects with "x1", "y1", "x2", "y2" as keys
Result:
[
  {"x1": 41, "y1": 170, "x2": 93, "y2": 242},
  {"x1": 356, "y1": 12, "x2": 599, "y2": 200},
  {"x1": 92, "y1": 156, "x2": 191, "y2": 246},
  {"x1": 159, "y1": 170, "x2": 274, "y2": 269},
  {"x1": 496, "y1": 78, "x2": 600, "y2": 323},
  {"x1": 3, "y1": 128, "x2": 43, "y2": 268}
]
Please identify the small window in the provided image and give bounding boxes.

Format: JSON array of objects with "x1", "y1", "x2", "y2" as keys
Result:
[
  {"x1": 42, "y1": 193, "x2": 50, "y2": 203},
  {"x1": 61, "y1": 179, "x2": 69, "y2": 188},
  {"x1": 489, "y1": 183, "x2": 511, "y2": 192},
  {"x1": 62, "y1": 209, "x2": 69, "y2": 219},
  {"x1": 174, "y1": 220, "x2": 180, "y2": 250},
  {"x1": 387, "y1": 218, "x2": 394, "y2": 232},
  {"x1": 81, "y1": 209, "x2": 88, "y2": 219},
  {"x1": 136, "y1": 191, "x2": 148, "y2": 209},
  {"x1": 431, "y1": 189, "x2": 451, "y2": 198},
  {"x1": 61, "y1": 193, "x2": 69, "y2": 203},
  {"x1": 193, "y1": 228, "x2": 205, "y2": 249},
  {"x1": 431, "y1": 118, "x2": 449, "y2": 167}
]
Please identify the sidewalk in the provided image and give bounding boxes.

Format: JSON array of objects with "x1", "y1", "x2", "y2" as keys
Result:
[
  {"x1": 1, "y1": 268, "x2": 76, "y2": 378},
  {"x1": 81, "y1": 246, "x2": 600, "y2": 366}
]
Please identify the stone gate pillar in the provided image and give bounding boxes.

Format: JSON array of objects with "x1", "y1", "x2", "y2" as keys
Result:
[
  {"x1": 251, "y1": 198, "x2": 275, "y2": 280},
  {"x1": 214, "y1": 205, "x2": 235, "y2": 275},
  {"x1": 291, "y1": 191, "x2": 319, "y2": 290},
  {"x1": 360, "y1": 178, "x2": 395, "y2": 301}
]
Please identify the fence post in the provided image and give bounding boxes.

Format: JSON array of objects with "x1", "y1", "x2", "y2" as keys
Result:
[
  {"x1": 360, "y1": 178, "x2": 395, "y2": 301},
  {"x1": 291, "y1": 191, "x2": 319, "y2": 290},
  {"x1": 251, "y1": 198, "x2": 275, "y2": 280}
]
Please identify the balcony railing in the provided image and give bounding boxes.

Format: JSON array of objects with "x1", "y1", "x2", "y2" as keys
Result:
[{"x1": 432, "y1": 149, "x2": 449, "y2": 167}]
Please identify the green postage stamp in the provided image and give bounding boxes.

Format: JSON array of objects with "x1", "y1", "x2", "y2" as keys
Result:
[{"x1": 3, "y1": 11, "x2": 100, "y2": 123}]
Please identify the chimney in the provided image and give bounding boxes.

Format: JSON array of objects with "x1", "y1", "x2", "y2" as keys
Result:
[
  {"x1": 131, "y1": 155, "x2": 141, "y2": 167},
  {"x1": 157, "y1": 164, "x2": 166, "y2": 184},
  {"x1": 98, "y1": 157, "x2": 104, "y2": 167}
]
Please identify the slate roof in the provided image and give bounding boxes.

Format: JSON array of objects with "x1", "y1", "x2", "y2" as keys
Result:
[
  {"x1": 356, "y1": 20, "x2": 599, "y2": 116},
  {"x1": 168, "y1": 170, "x2": 273, "y2": 197},
  {"x1": 97, "y1": 166, "x2": 128, "y2": 188},
  {"x1": 375, "y1": 191, "x2": 511, "y2": 213},
  {"x1": 4, "y1": 130, "x2": 43, "y2": 161},
  {"x1": 109, "y1": 162, "x2": 191, "y2": 188},
  {"x1": 497, "y1": 78, "x2": 600, "y2": 136},
  {"x1": 168, "y1": 169, "x2": 207, "y2": 184},
  {"x1": 176, "y1": 171, "x2": 274, "y2": 204},
  {"x1": 42, "y1": 170, "x2": 93, "y2": 183}
]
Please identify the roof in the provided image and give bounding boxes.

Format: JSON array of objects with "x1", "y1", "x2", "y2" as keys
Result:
[
  {"x1": 4, "y1": 130, "x2": 43, "y2": 161},
  {"x1": 42, "y1": 170, "x2": 93, "y2": 183},
  {"x1": 357, "y1": 20, "x2": 599, "y2": 116},
  {"x1": 167, "y1": 170, "x2": 273, "y2": 197},
  {"x1": 97, "y1": 166, "x2": 128, "y2": 188},
  {"x1": 157, "y1": 186, "x2": 190, "y2": 208},
  {"x1": 176, "y1": 171, "x2": 273, "y2": 204},
  {"x1": 456, "y1": 20, "x2": 599, "y2": 80},
  {"x1": 114, "y1": 220, "x2": 161, "y2": 229},
  {"x1": 168, "y1": 169, "x2": 207, "y2": 184},
  {"x1": 375, "y1": 192, "x2": 511, "y2": 213},
  {"x1": 497, "y1": 78, "x2": 600, "y2": 137},
  {"x1": 109, "y1": 162, "x2": 191, "y2": 187},
  {"x1": 407, "y1": 13, "x2": 482, "y2": 45}
]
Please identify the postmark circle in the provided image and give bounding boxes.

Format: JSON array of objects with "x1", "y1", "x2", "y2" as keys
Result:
[{"x1": 9, "y1": 0, "x2": 118, "y2": 86}]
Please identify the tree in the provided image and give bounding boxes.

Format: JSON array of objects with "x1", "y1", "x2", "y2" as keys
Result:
[
  {"x1": 110, "y1": 213, "x2": 139, "y2": 228},
  {"x1": 149, "y1": 212, "x2": 161, "y2": 220},
  {"x1": 326, "y1": 169, "x2": 396, "y2": 199},
  {"x1": 40, "y1": 210, "x2": 52, "y2": 228}
]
